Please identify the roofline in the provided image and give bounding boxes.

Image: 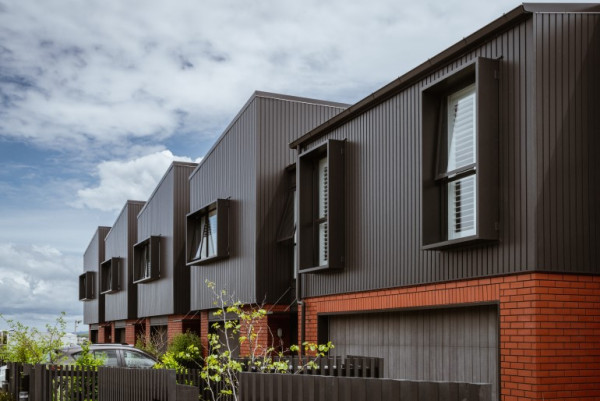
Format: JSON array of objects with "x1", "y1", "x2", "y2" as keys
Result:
[
  {"x1": 289, "y1": 4, "x2": 537, "y2": 148},
  {"x1": 189, "y1": 90, "x2": 350, "y2": 179},
  {"x1": 83, "y1": 226, "x2": 112, "y2": 257},
  {"x1": 290, "y1": 3, "x2": 600, "y2": 149},
  {"x1": 105, "y1": 200, "x2": 146, "y2": 240},
  {"x1": 137, "y1": 161, "x2": 198, "y2": 217}
]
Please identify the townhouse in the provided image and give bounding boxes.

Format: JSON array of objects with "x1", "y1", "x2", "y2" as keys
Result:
[
  {"x1": 80, "y1": 3, "x2": 600, "y2": 400},
  {"x1": 291, "y1": 4, "x2": 600, "y2": 401}
]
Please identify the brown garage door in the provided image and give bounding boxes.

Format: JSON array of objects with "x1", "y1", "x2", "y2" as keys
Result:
[{"x1": 326, "y1": 304, "x2": 498, "y2": 401}]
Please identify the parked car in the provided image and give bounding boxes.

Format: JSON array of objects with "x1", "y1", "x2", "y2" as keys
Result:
[{"x1": 51, "y1": 343, "x2": 158, "y2": 368}]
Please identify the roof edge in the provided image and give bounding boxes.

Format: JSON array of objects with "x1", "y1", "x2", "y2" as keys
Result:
[
  {"x1": 189, "y1": 90, "x2": 349, "y2": 179},
  {"x1": 137, "y1": 161, "x2": 198, "y2": 217},
  {"x1": 289, "y1": 4, "x2": 530, "y2": 148}
]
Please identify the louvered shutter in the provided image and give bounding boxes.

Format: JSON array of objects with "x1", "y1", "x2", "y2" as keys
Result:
[
  {"x1": 318, "y1": 156, "x2": 328, "y2": 266},
  {"x1": 207, "y1": 208, "x2": 217, "y2": 258},
  {"x1": 447, "y1": 84, "x2": 477, "y2": 239}
]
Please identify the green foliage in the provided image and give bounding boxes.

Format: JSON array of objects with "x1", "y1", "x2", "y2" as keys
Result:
[
  {"x1": 197, "y1": 280, "x2": 335, "y2": 401},
  {"x1": 74, "y1": 341, "x2": 105, "y2": 368},
  {"x1": 158, "y1": 331, "x2": 204, "y2": 370},
  {"x1": 0, "y1": 391, "x2": 14, "y2": 401},
  {"x1": 0, "y1": 313, "x2": 67, "y2": 364}
]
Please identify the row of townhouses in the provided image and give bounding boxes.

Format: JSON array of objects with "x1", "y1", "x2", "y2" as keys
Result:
[{"x1": 79, "y1": 4, "x2": 600, "y2": 400}]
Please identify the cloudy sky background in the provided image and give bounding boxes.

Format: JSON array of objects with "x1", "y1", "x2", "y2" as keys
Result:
[{"x1": 0, "y1": 0, "x2": 574, "y2": 332}]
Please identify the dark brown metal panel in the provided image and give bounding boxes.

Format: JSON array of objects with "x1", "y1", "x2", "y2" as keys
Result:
[
  {"x1": 189, "y1": 99, "x2": 258, "y2": 310},
  {"x1": 534, "y1": 13, "x2": 600, "y2": 273},
  {"x1": 104, "y1": 201, "x2": 145, "y2": 321},
  {"x1": 135, "y1": 163, "x2": 196, "y2": 317},
  {"x1": 137, "y1": 167, "x2": 174, "y2": 317},
  {"x1": 173, "y1": 164, "x2": 196, "y2": 314},
  {"x1": 83, "y1": 226, "x2": 110, "y2": 324},
  {"x1": 255, "y1": 96, "x2": 347, "y2": 304},
  {"x1": 299, "y1": 15, "x2": 556, "y2": 298}
]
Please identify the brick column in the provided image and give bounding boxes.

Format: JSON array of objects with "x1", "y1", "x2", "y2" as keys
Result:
[
  {"x1": 200, "y1": 311, "x2": 209, "y2": 357},
  {"x1": 125, "y1": 320, "x2": 137, "y2": 345}
]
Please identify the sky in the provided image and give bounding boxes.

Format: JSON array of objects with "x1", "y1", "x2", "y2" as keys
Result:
[{"x1": 0, "y1": 0, "x2": 579, "y2": 332}]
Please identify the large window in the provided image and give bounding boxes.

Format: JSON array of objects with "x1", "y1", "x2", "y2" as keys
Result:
[
  {"x1": 276, "y1": 168, "x2": 298, "y2": 278},
  {"x1": 78, "y1": 271, "x2": 95, "y2": 301},
  {"x1": 298, "y1": 139, "x2": 345, "y2": 273},
  {"x1": 421, "y1": 57, "x2": 499, "y2": 250},
  {"x1": 133, "y1": 236, "x2": 160, "y2": 283},
  {"x1": 100, "y1": 258, "x2": 120, "y2": 294},
  {"x1": 186, "y1": 199, "x2": 229, "y2": 265}
]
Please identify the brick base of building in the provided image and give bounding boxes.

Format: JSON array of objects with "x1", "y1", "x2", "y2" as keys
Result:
[{"x1": 299, "y1": 272, "x2": 600, "y2": 401}]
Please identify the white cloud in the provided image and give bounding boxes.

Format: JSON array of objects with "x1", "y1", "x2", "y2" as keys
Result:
[
  {"x1": 0, "y1": 0, "x2": 525, "y2": 154},
  {"x1": 0, "y1": 242, "x2": 82, "y2": 330},
  {"x1": 74, "y1": 150, "x2": 201, "y2": 212}
]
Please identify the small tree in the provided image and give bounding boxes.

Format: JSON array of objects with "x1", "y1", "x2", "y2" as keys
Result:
[
  {"x1": 198, "y1": 281, "x2": 333, "y2": 401},
  {"x1": 0, "y1": 313, "x2": 67, "y2": 364}
]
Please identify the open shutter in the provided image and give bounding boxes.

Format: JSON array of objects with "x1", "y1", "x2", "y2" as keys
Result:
[{"x1": 318, "y1": 156, "x2": 329, "y2": 266}]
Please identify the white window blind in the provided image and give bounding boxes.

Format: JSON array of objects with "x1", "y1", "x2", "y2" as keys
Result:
[
  {"x1": 447, "y1": 84, "x2": 477, "y2": 239},
  {"x1": 143, "y1": 245, "x2": 151, "y2": 279},
  {"x1": 318, "y1": 156, "x2": 328, "y2": 266}
]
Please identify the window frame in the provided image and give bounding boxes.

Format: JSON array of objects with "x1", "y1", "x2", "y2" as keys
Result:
[
  {"x1": 297, "y1": 139, "x2": 345, "y2": 273},
  {"x1": 100, "y1": 257, "x2": 121, "y2": 294},
  {"x1": 421, "y1": 57, "x2": 499, "y2": 250},
  {"x1": 186, "y1": 199, "x2": 229, "y2": 266},
  {"x1": 78, "y1": 271, "x2": 95, "y2": 301},
  {"x1": 133, "y1": 236, "x2": 161, "y2": 284}
]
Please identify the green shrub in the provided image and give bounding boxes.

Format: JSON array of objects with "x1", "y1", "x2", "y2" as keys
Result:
[{"x1": 0, "y1": 390, "x2": 14, "y2": 401}]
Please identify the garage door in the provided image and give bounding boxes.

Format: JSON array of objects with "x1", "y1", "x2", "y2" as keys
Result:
[{"x1": 327, "y1": 305, "x2": 498, "y2": 401}]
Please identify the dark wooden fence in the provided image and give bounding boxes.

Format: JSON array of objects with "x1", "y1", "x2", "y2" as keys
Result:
[
  {"x1": 239, "y1": 372, "x2": 492, "y2": 401},
  {"x1": 2, "y1": 362, "x2": 197, "y2": 401},
  {"x1": 236, "y1": 356, "x2": 384, "y2": 378}
]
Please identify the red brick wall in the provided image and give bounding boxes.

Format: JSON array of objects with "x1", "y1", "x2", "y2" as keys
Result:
[
  {"x1": 97, "y1": 322, "x2": 114, "y2": 343},
  {"x1": 200, "y1": 311, "x2": 209, "y2": 357},
  {"x1": 125, "y1": 320, "x2": 137, "y2": 345},
  {"x1": 300, "y1": 273, "x2": 600, "y2": 401}
]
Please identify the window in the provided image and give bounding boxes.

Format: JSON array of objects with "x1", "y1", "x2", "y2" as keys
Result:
[
  {"x1": 298, "y1": 139, "x2": 345, "y2": 273},
  {"x1": 421, "y1": 57, "x2": 499, "y2": 250},
  {"x1": 186, "y1": 199, "x2": 229, "y2": 265},
  {"x1": 100, "y1": 257, "x2": 120, "y2": 294},
  {"x1": 122, "y1": 350, "x2": 156, "y2": 368},
  {"x1": 133, "y1": 236, "x2": 160, "y2": 283},
  {"x1": 78, "y1": 271, "x2": 95, "y2": 301},
  {"x1": 93, "y1": 350, "x2": 119, "y2": 367}
]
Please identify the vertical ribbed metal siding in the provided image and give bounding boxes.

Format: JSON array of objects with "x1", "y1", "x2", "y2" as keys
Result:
[
  {"x1": 137, "y1": 169, "x2": 175, "y2": 317},
  {"x1": 189, "y1": 100, "x2": 258, "y2": 310},
  {"x1": 173, "y1": 164, "x2": 195, "y2": 313},
  {"x1": 328, "y1": 305, "x2": 499, "y2": 401},
  {"x1": 104, "y1": 201, "x2": 144, "y2": 321},
  {"x1": 533, "y1": 13, "x2": 600, "y2": 273},
  {"x1": 255, "y1": 97, "x2": 348, "y2": 305},
  {"x1": 302, "y1": 17, "x2": 538, "y2": 297},
  {"x1": 83, "y1": 226, "x2": 110, "y2": 324}
]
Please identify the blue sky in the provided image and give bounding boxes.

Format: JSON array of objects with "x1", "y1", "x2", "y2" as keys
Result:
[{"x1": 0, "y1": 0, "x2": 572, "y2": 332}]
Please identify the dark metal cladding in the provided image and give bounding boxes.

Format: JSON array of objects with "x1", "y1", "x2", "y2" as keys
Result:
[
  {"x1": 298, "y1": 11, "x2": 600, "y2": 299},
  {"x1": 136, "y1": 162, "x2": 197, "y2": 317},
  {"x1": 82, "y1": 226, "x2": 110, "y2": 325},
  {"x1": 189, "y1": 92, "x2": 348, "y2": 310},
  {"x1": 104, "y1": 200, "x2": 145, "y2": 321}
]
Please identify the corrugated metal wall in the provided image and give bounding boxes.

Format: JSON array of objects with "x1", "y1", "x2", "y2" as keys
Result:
[
  {"x1": 189, "y1": 99, "x2": 258, "y2": 310},
  {"x1": 83, "y1": 226, "x2": 110, "y2": 325},
  {"x1": 302, "y1": 13, "x2": 599, "y2": 298},
  {"x1": 104, "y1": 201, "x2": 144, "y2": 321},
  {"x1": 255, "y1": 96, "x2": 348, "y2": 305},
  {"x1": 137, "y1": 163, "x2": 195, "y2": 317},
  {"x1": 533, "y1": 13, "x2": 600, "y2": 273},
  {"x1": 189, "y1": 94, "x2": 347, "y2": 310}
]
